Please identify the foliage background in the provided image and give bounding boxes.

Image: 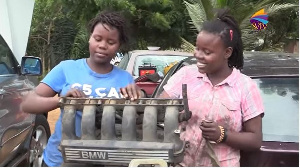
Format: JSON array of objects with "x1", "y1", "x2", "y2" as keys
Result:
[{"x1": 26, "y1": 0, "x2": 298, "y2": 75}]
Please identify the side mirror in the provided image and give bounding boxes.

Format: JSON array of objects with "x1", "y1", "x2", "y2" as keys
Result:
[{"x1": 21, "y1": 56, "x2": 42, "y2": 76}]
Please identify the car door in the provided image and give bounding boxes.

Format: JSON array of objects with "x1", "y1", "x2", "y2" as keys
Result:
[{"x1": 0, "y1": 35, "x2": 35, "y2": 165}]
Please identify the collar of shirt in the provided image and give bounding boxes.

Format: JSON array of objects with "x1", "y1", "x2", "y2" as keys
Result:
[{"x1": 196, "y1": 68, "x2": 239, "y2": 87}]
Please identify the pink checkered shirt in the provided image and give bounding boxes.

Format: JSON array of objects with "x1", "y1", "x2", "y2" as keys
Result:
[{"x1": 163, "y1": 65, "x2": 264, "y2": 167}]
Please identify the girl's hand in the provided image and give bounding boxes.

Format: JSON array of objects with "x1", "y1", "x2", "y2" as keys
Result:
[
  {"x1": 65, "y1": 88, "x2": 86, "y2": 98},
  {"x1": 120, "y1": 83, "x2": 145, "y2": 101},
  {"x1": 199, "y1": 120, "x2": 221, "y2": 142}
]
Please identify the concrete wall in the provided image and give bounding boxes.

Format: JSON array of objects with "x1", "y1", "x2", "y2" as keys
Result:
[{"x1": 0, "y1": 0, "x2": 35, "y2": 63}]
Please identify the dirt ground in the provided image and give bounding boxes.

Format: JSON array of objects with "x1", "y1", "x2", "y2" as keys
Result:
[{"x1": 48, "y1": 108, "x2": 60, "y2": 134}]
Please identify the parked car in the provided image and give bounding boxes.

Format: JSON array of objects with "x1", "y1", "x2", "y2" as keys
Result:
[
  {"x1": 118, "y1": 49, "x2": 193, "y2": 97},
  {"x1": 152, "y1": 51, "x2": 299, "y2": 167},
  {"x1": 0, "y1": 34, "x2": 51, "y2": 166}
]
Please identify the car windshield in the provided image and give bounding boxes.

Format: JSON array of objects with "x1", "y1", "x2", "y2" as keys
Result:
[
  {"x1": 0, "y1": 35, "x2": 16, "y2": 76},
  {"x1": 133, "y1": 55, "x2": 188, "y2": 77},
  {"x1": 255, "y1": 77, "x2": 299, "y2": 143}
]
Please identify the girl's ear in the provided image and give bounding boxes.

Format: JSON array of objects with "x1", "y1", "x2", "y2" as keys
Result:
[{"x1": 224, "y1": 47, "x2": 233, "y2": 59}]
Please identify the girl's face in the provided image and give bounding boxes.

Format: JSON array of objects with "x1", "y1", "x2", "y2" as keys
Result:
[
  {"x1": 194, "y1": 31, "x2": 231, "y2": 75},
  {"x1": 89, "y1": 23, "x2": 120, "y2": 65}
]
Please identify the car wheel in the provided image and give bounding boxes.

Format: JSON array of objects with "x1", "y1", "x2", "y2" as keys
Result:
[{"x1": 29, "y1": 115, "x2": 50, "y2": 167}]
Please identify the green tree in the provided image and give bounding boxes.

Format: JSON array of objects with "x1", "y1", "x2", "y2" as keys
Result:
[
  {"x1": 27, "y1": 0, "x2": 194, "y2": 72},
  {"x1": 60, "y1": 0, "x2": 194, "y2": 53},
  {"x1": 259, "y1": 7, "x2": 298, "y2": 51},
  {"x1": 27, "y1": 0, "x2": 78, "y2": 75},
  {"x1": 182, "y1": 0, "x2": 298, "y2": 51}
]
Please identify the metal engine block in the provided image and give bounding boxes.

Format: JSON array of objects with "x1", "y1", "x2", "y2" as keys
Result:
[{"x1": 59, "y1": 85, "x2": 191, "y2": 166}]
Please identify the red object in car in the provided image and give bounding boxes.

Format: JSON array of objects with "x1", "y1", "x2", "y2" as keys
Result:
[
  {"x1": 136, "y1": 81, "x2": 159, "y2": 97},
  {"x1": 138, "y1": 64, "x2": 157, "y2": 76},
  {"x1": 139, "y1": 69, "x2": 156, "y2": 76},
  {"x1": 119, "y1": 50, "x2": 193, "y2": 97}
]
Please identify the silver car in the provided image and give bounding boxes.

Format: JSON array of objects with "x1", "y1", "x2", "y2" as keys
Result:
[{"x1": 0, "y1": 34, "x2": 51, "y2": 166}]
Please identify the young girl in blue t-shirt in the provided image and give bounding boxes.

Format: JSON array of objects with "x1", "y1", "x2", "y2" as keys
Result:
[{"x1": 21, "y1": 11, "x2": 144, "y2": 167}]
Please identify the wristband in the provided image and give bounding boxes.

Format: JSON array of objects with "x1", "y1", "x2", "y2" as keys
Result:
[{"x1": 216, "y1": 126, "x2": 226, "y2": 143}]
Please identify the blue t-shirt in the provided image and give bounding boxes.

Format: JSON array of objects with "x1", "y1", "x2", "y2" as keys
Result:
[{"x1": 42, "y1": 59, "x2": 134, "y2": 166}]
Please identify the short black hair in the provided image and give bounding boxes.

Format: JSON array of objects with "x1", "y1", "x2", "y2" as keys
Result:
[
  {"x1": 88, "y1": 11, "x2": 128, "y2": 45},
  {"x1": 201, "y1": 9, "x2": 243, "y2": 69}
]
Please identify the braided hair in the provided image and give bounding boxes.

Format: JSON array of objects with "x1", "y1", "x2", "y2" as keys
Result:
[
  {"x1": 201, "y1": 9, "x2": 244, "y2": 69},
  {"x1": 88, "y1": 11, "x2": 128, "y2": 46}
]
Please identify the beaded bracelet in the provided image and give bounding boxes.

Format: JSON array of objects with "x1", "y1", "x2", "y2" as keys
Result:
[{"x1": 216, "y1": 126, "x2": 227, "y2": 143}]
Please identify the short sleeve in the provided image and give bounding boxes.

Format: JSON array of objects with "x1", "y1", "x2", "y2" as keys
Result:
[
  {"x1": 126, "y1": 72, "x2": 134, "y2": 84},
  {"x1": 114, "y1": 66, "x2": 134, "y2": 86},
  {"x1": 163, "y1": 66, "x2": 187, "y2": 98},
  {"x1": 241, "y1": 81, "x2": 264, "y2": 122},
  {"x1": 41, "y1": 61, "x2": 66, "y2": 94}
]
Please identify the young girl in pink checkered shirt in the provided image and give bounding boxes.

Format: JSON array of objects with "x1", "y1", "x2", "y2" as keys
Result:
[{"x1": 160, "y1": 9, "x2": 264, "y2": 166}]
